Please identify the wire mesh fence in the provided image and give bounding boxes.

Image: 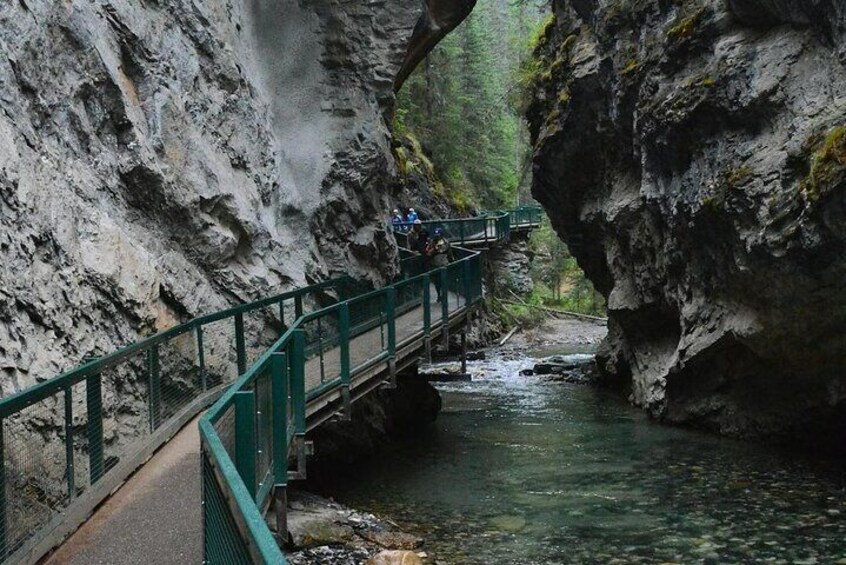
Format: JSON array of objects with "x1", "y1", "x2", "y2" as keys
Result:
[{"x1": 0, "y1": 280, "x2": 351, "y2": 563}]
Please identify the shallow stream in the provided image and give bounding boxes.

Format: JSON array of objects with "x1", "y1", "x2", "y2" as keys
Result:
[{"x1": 331, "y1": 347, "x2": 846, "y2": 564}]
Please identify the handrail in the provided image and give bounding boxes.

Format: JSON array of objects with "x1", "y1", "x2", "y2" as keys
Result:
[
  {"x1": 199, "y1": 246, "x2": 484, "y2": 564},
  {"x1": 392, "y1": 207, "x2": 542, "y2": 247},
  {"x1": 0, "y1": 277, "x2": 351, "y2": 562},
  {"x1": 0, "y1": 208, "x2": 539, "y2": 564}
]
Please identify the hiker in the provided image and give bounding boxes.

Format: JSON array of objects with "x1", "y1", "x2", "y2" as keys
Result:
[
  {"x1": 407, "y1": 207, "x2": 419, "y2": 223},
  {"x1": 407, "y1": 219, "x2": 429, "y2": 255},
  {"x1": 390, "y1": 209, "x2": 405, "y2": 232},
  {"x1": 426, "y1": 228, "x2": 453, "y2": 300}
]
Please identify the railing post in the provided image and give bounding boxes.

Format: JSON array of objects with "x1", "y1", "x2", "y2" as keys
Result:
[
  {"x1": 386, "y1": 288, "x2": 397, "y2": 386},
  {"x1": 196, "y1": 324, "x2": 207, "y2": 392},
  {"x1": 290, "y1": 330, "x2": 308, "y2": 479},
  {"x1": 279, "y1": 299, "x2": 287, "y2": 334},
  {"x1": 440, "y1": 267, "x2": 449, "y2": 346},
  {"x1": 271, "y1": 352, "x2": 289, "y2": 536},
  {"x1": 386, "y1": 289, "x2": 396, "y2": 358},
  {"x1": 86, "y1": 367, "x2": 104, "y2": 484},
  {"x1": 459, "y1": 221, "x2": 465, "y2": 245},
  {"x1": 235, "y1": 312, "x2": 247, "y2": 375},
  {"x1": 423, "y1": 274, "x2": 432, "y2": 363},
  {"x1": 64, "y1": 387, "x2": 75, "y2": 502},
  {"x1": 294, "y1": 295, "x2": 304, "y2": 320},
  {"x1": 462, "y1": 260, "x2": 473, "y2": 308},
  {"x1": 234, "y1": 391, "x2": 257, "y2": 500},
  {"x1": 147, "y1": 344, "x2": 161, "y2": 432},
  {"x1": 339, "y1": 303, "x2": 351, "y2": 421}
]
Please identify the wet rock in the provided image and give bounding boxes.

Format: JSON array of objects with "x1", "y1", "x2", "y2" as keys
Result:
[
  {"x1": 528, "y1": 0, "x2": 846, "y2": 450},
  {"x1": 366, "y1": 550, "x2": 424, "y2": 565},
  {"x1": 284, "y1": 491, "x2": 428, "y2": 564},
  {"x1": 529, "y1": 353, "x2": 599, "y2": 384}
]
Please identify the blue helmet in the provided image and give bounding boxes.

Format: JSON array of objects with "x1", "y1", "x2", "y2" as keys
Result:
[{"x1": 433, "y1": 228, "x2": 444, "y2": 237}]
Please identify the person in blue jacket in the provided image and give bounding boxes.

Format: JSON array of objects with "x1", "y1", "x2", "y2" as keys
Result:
[
  {"x1": 390, "y1": 209, "x2": 405, "y2": 232},
  {"x1": 407, "y1": 207, "x2": 419, "y2": 223}
]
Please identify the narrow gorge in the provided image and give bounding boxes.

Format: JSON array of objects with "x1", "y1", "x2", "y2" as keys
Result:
[
  {"x1": 527, "y1": 0, "x2": 846, "y2": 451},
  {"x1": 1, "y1": 1, "x2": 845, "y2": 564}
]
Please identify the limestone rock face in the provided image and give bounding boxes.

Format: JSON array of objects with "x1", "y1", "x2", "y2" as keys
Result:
[
  {"x1": 528, "y1": 0, "x2": 846, "y2": 449},
  {"x1": 0, "y1": 0, "x2": 423, "y2": 392}
]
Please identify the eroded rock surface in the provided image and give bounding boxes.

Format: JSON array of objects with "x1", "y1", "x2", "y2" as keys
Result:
[
  {"x1": 0, "y1": 0, "x2": 428, "y2": 392},
  {"x1": 528, "y1": 0, "x2": 846, "y2": 449}
]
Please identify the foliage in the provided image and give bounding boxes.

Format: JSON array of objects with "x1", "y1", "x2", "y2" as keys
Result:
[
  {"x1": 801, "y1": 125, "x2": 846, "y2": 202},
  {"x1": 395, "y1": 0, "x2": 549, "y2": 210},
  {"x1": 529, "y1": 219, "x2": 606, "y2": 316}
]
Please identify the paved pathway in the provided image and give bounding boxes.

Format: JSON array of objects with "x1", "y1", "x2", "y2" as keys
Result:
[
  {"x1": 43, "y1": 290, "x2": 462, "y2": 564},
  {"x1": 44, "y1": 416, "x2": 202, "y2": 565}
]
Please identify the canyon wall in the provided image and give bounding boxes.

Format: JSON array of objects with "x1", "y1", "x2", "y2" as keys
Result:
[
  {"x1": 528, "y1": 0, "x2": 846, "y2": 449},
  {"x1": 0, "y1": 0, "x2": 423, "y2": 392}
]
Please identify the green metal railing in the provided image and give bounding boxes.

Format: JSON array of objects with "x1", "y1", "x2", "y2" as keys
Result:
[
  {"x1": 506, "y1": 206, "x2": 543, "y2": 227},
  {"x1": 393, "y1": 207, "x2": 542, "y2": 247},
  {"x1": 0, "y1": 209, "x2": 539, "y2": 565},
  {"x1": 199, "y1": 247, "x2": 483, "y2": 564},
  {"x1": 0, "y1": 279, "x2": 354, "y2": 563}
]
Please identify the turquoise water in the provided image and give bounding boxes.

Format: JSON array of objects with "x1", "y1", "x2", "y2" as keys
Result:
[{"x1": 330, "y1": 352, "x2": 846, "y2": 564}]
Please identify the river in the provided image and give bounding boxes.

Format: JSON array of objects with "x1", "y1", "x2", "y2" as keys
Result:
[{"x1": 329, "y1": 346, "x2": 846, "y2": 564}]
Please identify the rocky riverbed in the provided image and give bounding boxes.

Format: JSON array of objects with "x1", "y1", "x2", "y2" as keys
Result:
[{"x1": 322, "y1": 320, "x2": 846, "y2": 565}]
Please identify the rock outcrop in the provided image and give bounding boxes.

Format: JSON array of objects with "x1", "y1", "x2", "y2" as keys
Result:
[
  {"x1": 0, "y1": 0, "x2": 426, "y2": 393},
  {"x1": 528, "y1": 0, "x2": 846, "y2": 449}
]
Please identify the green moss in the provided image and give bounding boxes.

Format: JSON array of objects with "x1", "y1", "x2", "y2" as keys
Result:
[
  {"x1": 725, "y1": 165, "x2": 752, "y2": 188},
  {"x1": 801, "y1": 125, "x2": 846, "y2": 201},
  {"x1": 667, "y1": 8, "x2": 706, "y2": 41},
  {"x1": 528, "y1": 13, "x2": 556, "y2": 51},
  {"x1": 621, "y1": 58, "x2": 640, "y2": 75},
  {"x1": 394, "y1": 146, "x2": 408, "y2": 177}
]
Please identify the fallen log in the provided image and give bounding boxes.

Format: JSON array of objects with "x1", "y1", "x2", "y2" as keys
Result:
[
  {"x1": 498, "y1": 325, "x2": 521, "y2": 346},
  {"x1": 500, "y1": 298, "x2": 608, "y2": 323}
]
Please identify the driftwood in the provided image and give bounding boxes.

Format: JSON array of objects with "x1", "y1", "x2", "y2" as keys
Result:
[{"x1": 498, "y1": 325, "x2": 521, "y2": 346}]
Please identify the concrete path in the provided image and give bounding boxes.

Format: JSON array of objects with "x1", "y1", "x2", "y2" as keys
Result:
[
  {"x1": 43, "y1": 417, "x2": 202, "y2": 565},
  {"x1": 43, "y1": 290, "x2": 463, "y2": 564}
]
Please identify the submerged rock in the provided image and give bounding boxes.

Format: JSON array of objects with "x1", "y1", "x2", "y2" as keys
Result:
[
  {"x1": 366, "y1": 550, "x2": 424, "y2": 565},
  {"x1": 532, "y1": 353, "x2": 598, "y2": 384},
  {"x1": 528, "y1": 0, "x2": 846, "y2": 450}
]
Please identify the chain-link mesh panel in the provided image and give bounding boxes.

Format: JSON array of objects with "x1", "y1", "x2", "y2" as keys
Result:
[
  {"x1": 254, "y1": 370, "x2": 273, "y2": 496},
  {"x1": 201, "y1": 318, "x2": 239, "y2": 389},
  {"x1": 202, "y1": 451, "x2": 253, "y2": 565},
  {"x1": 98, "y1": 351, "x2": 151, "y2": 477},
  {"x1": 214, "y1": 405, "x2": 236, "y2": 465},
  {"x1": 394, "y1": 279, "x2": 425, "y2": 345},
  {"x1": 348, "y1": 294, "x2": 388, "y2": 372},
  {"x1": 3, "y1": 393, "x2": 68, "y2": 557},
  {"x1": 301, "y1": 310, "x2": 342, "y2": 396},
  {"x1": 243, "y1": 305, "x2": 283, "y2": 371},
  {"x1": 157, "y1": 331, "x2": 201, "y2": 426}
]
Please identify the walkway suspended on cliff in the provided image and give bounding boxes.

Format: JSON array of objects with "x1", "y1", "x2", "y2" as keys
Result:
[{"x1": 0, "y1": 207, "x2": 542, "y2": 565}]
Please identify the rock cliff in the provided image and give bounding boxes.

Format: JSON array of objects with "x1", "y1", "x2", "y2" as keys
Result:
[
  {"x1": 0, "y1": 0, "x2": 425, "y2": 392},
  {"x1": 528, "y1": 0, "x2": 846, "y2": 449}
]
